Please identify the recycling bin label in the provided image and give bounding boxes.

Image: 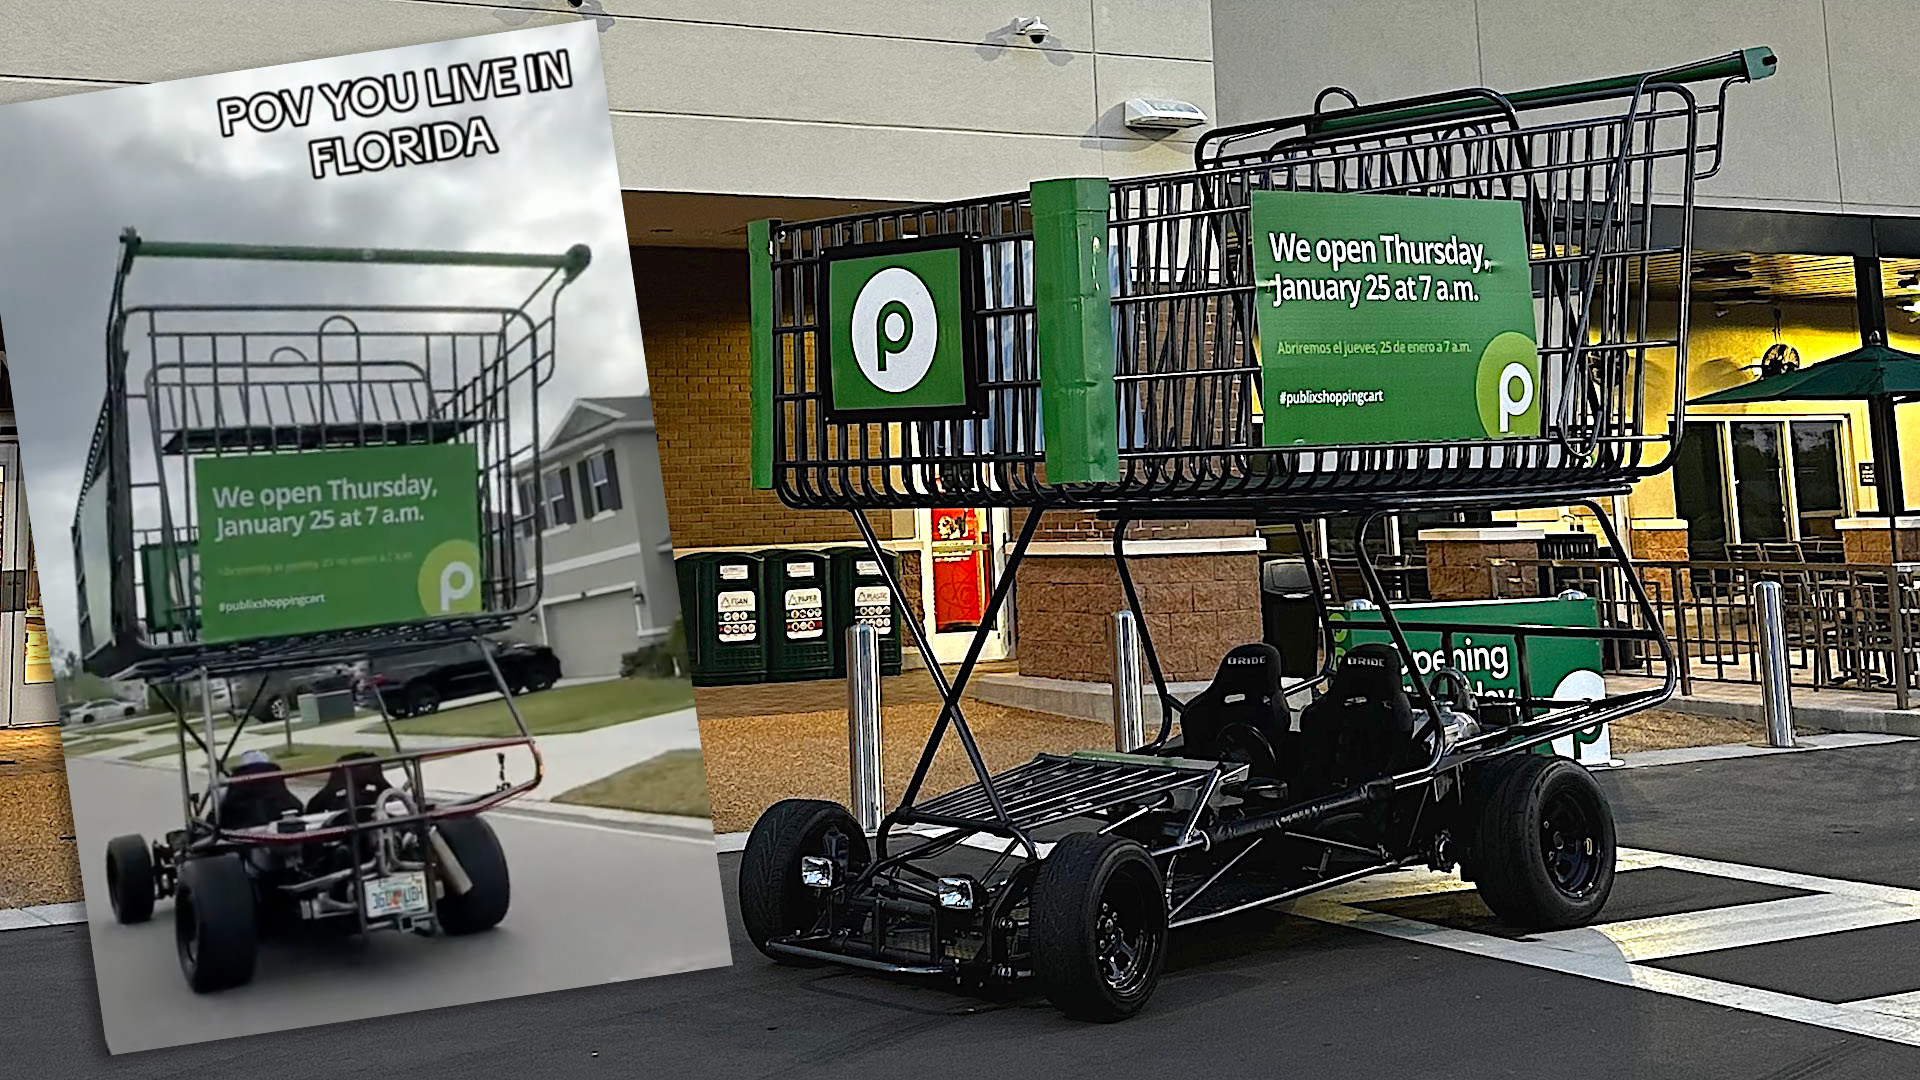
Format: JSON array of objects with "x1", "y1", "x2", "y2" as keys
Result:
[
  {"x1": 784, "y1": 586, "x2": 824, "y2": 641},
  {"x1": 717, "y1": 589, "x2": 757, "y2": 643}
]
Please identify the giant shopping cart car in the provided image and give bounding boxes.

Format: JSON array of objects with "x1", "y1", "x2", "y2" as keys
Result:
[
  {"x1": 73, "y1": 232, "x2": 589, "y2": 991},
  {"x1": 737, "y1": 49, "x2": 1776, "y2": 1020}
]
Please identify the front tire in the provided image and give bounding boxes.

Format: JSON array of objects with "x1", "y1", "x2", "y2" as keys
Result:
[
  {"x1": 106, "y1": 834, "x2": 155, "y2": 925},
  {"x1": 406, "y1": 682, "x2": 442, "y2": 717},
  {"x1": 1469, "y1": 754, "x2": 1616, "y2": 930},
  {"x1": 1032, "y1": 832, "x2": 1168, "y2": 1022},
  {"x1": 175, "y1": 854, "x2": 258, "y2": 993},
  {"x1": 434, "y1": 815, "x2": 511, "y2": 935},
  {"x1": 738, "y1": 799, "x2": 869, "y2": 963}
]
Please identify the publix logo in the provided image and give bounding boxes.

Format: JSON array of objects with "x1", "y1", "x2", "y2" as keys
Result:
[
  {"x1": 827, "y1": 244, "x2": 974, "y2": 416},
  {"x1": 850, "y1": 267, "x2": 939, "y2": 393}
]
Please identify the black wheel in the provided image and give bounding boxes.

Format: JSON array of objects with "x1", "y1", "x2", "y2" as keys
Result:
[
  {"x1": 1468, "y1": 753, "x2": 1616, "y2": 930},
  {"x1": 105, "y1": 834, "x2": 155, "y2": 925},
  {"x1": 122, "y1": 705, "x2": 137, "y2": 718},
  {"x1": 406, "y1": 682, "x2": 442, "y2": 716},
  {"x1": 434, "y1": 815, "x2": 511, "y2": 935},
  {"x1": 174, "y1": 854, "x2": 257, "y2": 993},
  {"x1": 738, "y1": 799, "x2": 869, "y2": 963},
  {"x1": 267, "y1": 696, "x2": 292, "y2": 723},
  {"x1": 1032, "y1": 832, "x2": 1168, "y2": 1022},
  {"x1": 526, "y1": 666, "x2": 558, "y2": 693}
]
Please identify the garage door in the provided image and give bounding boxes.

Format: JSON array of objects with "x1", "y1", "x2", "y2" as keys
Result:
[{"x1": 544, "y1": 590, "x2": 636, "y2": 679}]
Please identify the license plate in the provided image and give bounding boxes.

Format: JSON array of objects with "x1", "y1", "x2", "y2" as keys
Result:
[{"x1": 362, "y1": 871, "x2": 429, "y2": 919}]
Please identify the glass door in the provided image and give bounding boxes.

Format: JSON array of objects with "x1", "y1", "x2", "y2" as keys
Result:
[
  {"x1": 1789, "y1": 420, "x2": 1846, "y2": 539},
  {"x1": 1728, "y1": 420, "x2": 1790, "y2": 545},
  {"x1": 918, "y1": 507, "x2": 1009, "y2": 664},
  {"x1": 1674, "y1": 424, "x2": 1731, "y2": 560}
]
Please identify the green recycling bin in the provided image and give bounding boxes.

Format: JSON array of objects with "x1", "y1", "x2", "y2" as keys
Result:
[
  {"x1": 676, "y1": 552, "x2": 766, "y2": 686},
  {"x1": 829, "y1": 546, "x2": 904, "y2": 677},
  {"x1": 758, "y1": 548, "x2": 834, "y2": 681}
]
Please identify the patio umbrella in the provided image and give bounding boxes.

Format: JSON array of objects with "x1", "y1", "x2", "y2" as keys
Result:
[{"x1": 1689, "y1": 337, "x2": 1920, "y2": 519}]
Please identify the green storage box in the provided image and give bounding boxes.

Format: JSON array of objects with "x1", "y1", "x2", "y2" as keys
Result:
[
  {"x1": 829, "y1": 546, "x2": 904, "y2": 677},
  {"x1": 758, "y1": 548, "x2": 834, "y2": 681},
  {"x1": 675, "y1": 552, "x2": 767, "y2": 686}
]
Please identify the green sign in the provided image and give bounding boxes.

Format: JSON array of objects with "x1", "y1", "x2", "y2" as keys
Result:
[
  {"x1": 1331, "y1": 596, "x2": 1611, "y2": 761},
  {"x1": 826, "y1": 244, "x2": 977, "y2": 417},
  {"x1": 194, "y1": 443, "x2": 483, "y2": 643},
  {"x1": 1251, "y1": 190, "x2": 1539, "y2": 446}
]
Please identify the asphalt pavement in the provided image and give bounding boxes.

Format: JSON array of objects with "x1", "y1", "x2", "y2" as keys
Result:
[
  {"x1": 62, "y1": 755, "x2": 733, "y2": 1054},
  {"x1": 9, "y1": 742, "x2": 1920, "y2": 1077}
]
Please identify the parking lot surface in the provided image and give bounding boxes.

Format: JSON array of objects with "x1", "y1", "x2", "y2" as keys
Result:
[{"x1": 9, "y1": 741, "x2": 1920, "y2": 1076}]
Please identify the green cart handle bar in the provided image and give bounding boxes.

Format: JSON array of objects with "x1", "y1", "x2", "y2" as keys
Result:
[
  {"x1": 118, "y1": 228, "x2": 593, "y2": 281},
  {"x1": 1204, "y1": 46, "x2": 1775, "y2": 151}
]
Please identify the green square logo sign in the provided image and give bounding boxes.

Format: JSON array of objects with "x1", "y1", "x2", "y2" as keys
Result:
[
  {"x1": 826, "y1": 245, "x2": 974, "y2": 416},
  {"x1": 1251, "y1": 190, "x2": 1541, "y2": 446},
  {"x1": 194, "y1": 443, "x2": 483, "y2": 643}
]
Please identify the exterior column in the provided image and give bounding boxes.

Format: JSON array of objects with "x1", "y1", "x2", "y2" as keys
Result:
[
  {"x1": 1012, "y1": 512, "x2": 1265, "y2": 683},
  {"x1": 1417, "y1": 527, "x2": 1545, "y2": 600},
  {"x1": 1627, "y1": 517, "x2": 1691, "y2": 603}
]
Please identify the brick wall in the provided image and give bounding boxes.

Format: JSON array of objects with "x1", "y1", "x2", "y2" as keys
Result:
[
  {"x1": 1015, "y1": 508, "x2": 1256, "y2": 543},
  {"x1": 635, "y1": 246, "x2": 889, "y2": 549},
  {"x1": 1015, "y1": 553, "x2": 1262, "y2": 682}
]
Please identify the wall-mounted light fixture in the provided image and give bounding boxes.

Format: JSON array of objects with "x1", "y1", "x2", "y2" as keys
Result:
[{"x1": 1124, "y1": 97, "x2": 1209, "y2": 132}]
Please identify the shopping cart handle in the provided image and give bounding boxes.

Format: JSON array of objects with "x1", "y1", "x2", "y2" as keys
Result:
[
  {"x1": 118, "y1": 229, "x2": 593, "y2": 278},
  {"x1": 1301, "y1": 46, "x2": 1777, "y2": 139}
]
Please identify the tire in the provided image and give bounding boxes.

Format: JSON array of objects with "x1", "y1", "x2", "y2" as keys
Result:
[
  {"x1": 267, "y1": 696, "x2": 291, "y2": 723},
  {"x1": 122, "y1": 705, "x2": 137, "y2": 719},
  {"x1": 434, "y1": 815, "x2": 510, "y2": 935},
  {"x1": 174, "y1": 854, "x2": 258, "y2": 993},
  {"x1": 1031, "y1": 832, "x2": 1168, "y2": 1022},
  {"x1": 526, "y1": 667, "x2": 557, "y2": 693},
  {"x1": 1469, "y1": 753, "x2": 1616, "y2": 930},
  {"x1": 105, "y1": 835, "x2": 155, "y2": 925},
  {"x1": 406, "y1": 682, "x2": 442, "y2": 717},
  {"x1": 738, "y1": 799, "x2": 869, "y2": 963}
]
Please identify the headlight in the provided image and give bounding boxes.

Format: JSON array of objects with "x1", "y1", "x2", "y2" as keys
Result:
[
  {"x1": 799, "y1": 855, "x2": 836, "y2": 889},
  {"x1": 936, "y1": 875, "x2": 980, "y2": 910}
]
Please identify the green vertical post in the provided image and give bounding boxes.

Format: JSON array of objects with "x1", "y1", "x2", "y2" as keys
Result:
[
  {"x1": 748, "y1": 219, "x2": 775, "y2": 490},
  {"x1": 1030, "y1": 177, "x2": 1119, "y2": 484}
]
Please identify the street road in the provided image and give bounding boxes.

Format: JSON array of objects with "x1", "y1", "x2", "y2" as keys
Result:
[
  {"x1": 63, "y1": 756, "x2": 732, "y2": 1054},
  {"x1": 10, "y1": 741, "x2": 1920, "y2": 1076}
]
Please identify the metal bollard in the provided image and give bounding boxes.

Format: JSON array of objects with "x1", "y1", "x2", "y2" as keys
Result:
[
  {"x1": 846, "y1": 622, "x2": 884, "y2": 832},
  {"x1": 1754, "y1": 580, "x2": 1796, "y2": 748},
  {"x1": 1112, "y1": 611, "x2": 1145, "y2": 753}
]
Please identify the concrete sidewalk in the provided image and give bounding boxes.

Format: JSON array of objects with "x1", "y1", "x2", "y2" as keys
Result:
[{"x1": 1612, "y1": 675, "x2": 1920, "y2": 737}]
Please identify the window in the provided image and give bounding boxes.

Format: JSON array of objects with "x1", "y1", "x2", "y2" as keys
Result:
[
  {"x1": 542, "y1": 467, "x2": 577, "y2": 527},
  {"x1": 515, "y1": 478, "x2": 541, "y2": 536},
  {"x1": 1673, "y1": 417, "x2": 1849, "y2": 557},
  {"x1": 576, "y1": 449, "x2": 623, "y2": 517}
]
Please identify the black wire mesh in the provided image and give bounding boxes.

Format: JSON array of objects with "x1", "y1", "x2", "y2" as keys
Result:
[{"x1": 768, "y1": 75, "x2": 1743, "y2": 513}]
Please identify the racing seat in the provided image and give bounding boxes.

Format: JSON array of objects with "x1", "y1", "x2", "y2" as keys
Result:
[
  {"x1": 305, "y1": 750, "x2": 394, "y2": 819},
  {"x1": 1177, "y1": 643, "x2": 1293, "y2": 779},
  {"x1": 1296, "y1": 643, "x2": 1420, "y2": 793},
  {"x1": 216, "y1": 758, "x2": 303, "y2": 830}
]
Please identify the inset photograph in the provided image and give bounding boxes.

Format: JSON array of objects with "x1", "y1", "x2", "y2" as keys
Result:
[{"x1": 0, "y1": 21, "x2": 727, "y2": 1054}]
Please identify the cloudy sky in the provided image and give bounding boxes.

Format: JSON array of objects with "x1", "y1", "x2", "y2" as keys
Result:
[{"x1": 0, "y1": 20, "x2": 643, "y2": 655}]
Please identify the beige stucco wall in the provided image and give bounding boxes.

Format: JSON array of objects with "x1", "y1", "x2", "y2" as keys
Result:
[{"x1": 0, "y1": 0, "x2": 1215, "y2": 203}]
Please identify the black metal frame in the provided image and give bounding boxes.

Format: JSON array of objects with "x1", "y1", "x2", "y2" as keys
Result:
[
  {"x1": 760, "y1": 493, "x2": 1673, "y2": 977},
  {"x1": 747, "y1": 50, "x2": 1768, "y2": 989}
]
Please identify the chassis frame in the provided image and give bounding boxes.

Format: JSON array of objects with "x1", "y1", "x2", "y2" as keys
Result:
[{"x1": 760, "y1": 493, "x2": 1673, "y2": 982}]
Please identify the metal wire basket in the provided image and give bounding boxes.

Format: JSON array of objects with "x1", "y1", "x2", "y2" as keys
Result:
[
  {"x1": 753, "y1": 48, "x2": 1775, "y2": 514},
  {"x1": 74, "y1": 231, "x2": 591, "y2": 679}
]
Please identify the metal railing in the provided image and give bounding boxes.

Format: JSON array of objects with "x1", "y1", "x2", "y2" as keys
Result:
[{"x1": 1486, "y1": 555, "x2": 1920, "y2": 707}]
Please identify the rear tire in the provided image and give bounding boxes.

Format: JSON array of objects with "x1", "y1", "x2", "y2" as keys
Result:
[
  {"x1": 738, "y1": 799, "x2": 869, "y2": 963},
  {"x1": 526, "y1": 667, "x2": 558, "y2": 693},
  {"x1": 175, "y1": 854, "x2": 257, "y2": 993},
  {"x1": 434, "y1": 815, "x2": 511, "y2": 935},
  {"x1": 105, "y1": 834, "x2": 155, "y2": 925},
  {"x1": 1032, "y1": 832, "x2": 1168, "y2": 1022},
  {"x1": 1469, "y1": 754, "x2": 1616, "y2": 930}
]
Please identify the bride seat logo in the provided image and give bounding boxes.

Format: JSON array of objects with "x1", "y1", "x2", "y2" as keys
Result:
[{"x1": 826, "y1": 243, "x2": 977, "y2": 417}]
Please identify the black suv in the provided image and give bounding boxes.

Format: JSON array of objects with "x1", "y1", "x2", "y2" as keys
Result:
[{"x1": 363, "y1": 640, "x2": 562, "y2": 718}]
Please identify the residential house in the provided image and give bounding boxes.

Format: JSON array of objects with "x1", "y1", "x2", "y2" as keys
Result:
[{"x1": 512, "y1": 396, "x2": 677, "y2": 679}]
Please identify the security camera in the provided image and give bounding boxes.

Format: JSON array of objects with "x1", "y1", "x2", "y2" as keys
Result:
[{"x1": 1015, "y1": 17, "x2": 1051, "y2": 44}]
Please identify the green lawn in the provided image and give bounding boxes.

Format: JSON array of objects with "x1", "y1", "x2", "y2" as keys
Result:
[
  {"x1": 359, "y1": 678, "x2": 694, "y2": 739},
  {"x1": 60, "y1": 737, "x2": 139, "y2": 757},
  {"x1": 553, "y1": 750, "x2": 711, "y2": 819}
]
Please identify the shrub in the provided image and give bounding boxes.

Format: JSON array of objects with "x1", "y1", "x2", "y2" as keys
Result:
[{"x1": 621, "y1": 617, "x2": 688, "y2": 679}]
